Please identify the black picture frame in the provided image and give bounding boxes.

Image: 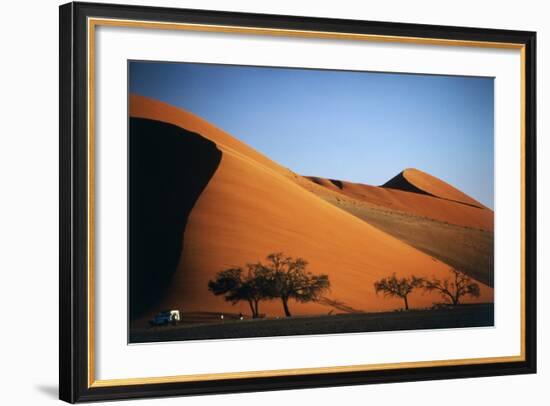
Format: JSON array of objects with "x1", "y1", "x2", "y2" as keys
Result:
[{"x1": 60, "y1": 1, "x2": 537, "y2": 403}]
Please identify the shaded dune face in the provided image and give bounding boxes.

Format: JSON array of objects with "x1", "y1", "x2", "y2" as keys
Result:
[
  {"x1": 129, "y1": 95, "x2": 493, "y2": 319},
  {"x1": 129, "y1": 118, "x2": 221, "y2": 320},
  {"x1": 382, "y1": 171, "x2": 434, "y2": 196}
]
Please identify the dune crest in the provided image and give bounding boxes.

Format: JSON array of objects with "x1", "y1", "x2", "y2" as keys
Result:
[
  {"x1": 130, "y1": 94, "x2": 290, "y2": 178},
  {"x1": 384, "y1": 168, "x2": 487, "y2": 209}
]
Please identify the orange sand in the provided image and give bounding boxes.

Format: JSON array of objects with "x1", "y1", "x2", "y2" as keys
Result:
[
  {"x1": 130, "y1": 95, "x2": 493, "y2": 317},
  {"x1": 401, "y1": 168, "x2": 487, "y2": 208},
  {"x1": 306, "y1": 176, "x2": 493, "y2": 231}
]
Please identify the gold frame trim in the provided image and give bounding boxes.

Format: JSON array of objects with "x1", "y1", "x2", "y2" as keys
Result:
[{"x1": 87, "y1": 17, "x2": 527, "y2": 388}]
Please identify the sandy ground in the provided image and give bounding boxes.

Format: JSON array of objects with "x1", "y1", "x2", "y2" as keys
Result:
[{"x1": 130, "y1": 304, "x2": 494, "y2": 342}]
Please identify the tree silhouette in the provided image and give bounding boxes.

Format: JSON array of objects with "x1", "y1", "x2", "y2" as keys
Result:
[
  {"x1": 208, "y1": 264, "x2": 271, "y2": 318},
  {"x1": 423, "y1": 268, "x2": 480, "y2": 305},
  {"x1": 260, "y1": 253, "x2": 330, "y2": 317},
  {"x1": 373, "y1": 274, "x2": 424, "y2": 310}
]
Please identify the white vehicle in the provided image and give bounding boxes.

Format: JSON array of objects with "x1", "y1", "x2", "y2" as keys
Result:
[{"x1": 149, "y1": 310, "x2": 180, "y2": 326}]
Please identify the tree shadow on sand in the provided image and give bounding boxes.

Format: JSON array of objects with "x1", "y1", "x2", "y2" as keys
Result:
[{"x1": 318, "y1": 297, "x2": 364, "y2": 313}]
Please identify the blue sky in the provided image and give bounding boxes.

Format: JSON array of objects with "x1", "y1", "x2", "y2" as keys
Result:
[{"x1": 129, "y1": 61, "x2": 494, "y2": 208}]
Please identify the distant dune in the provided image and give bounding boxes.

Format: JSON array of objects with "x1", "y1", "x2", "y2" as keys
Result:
[
  {"x1": 299, "y1": 181, "x2": 494, "y2": 287},
  {"x1": 383, "y1": 168, "x2": 487, "y2": 209},
  {"x1": 129, "y1": 95, "x2": 493, "y2": 321},
  {"x1": 305, "y1": 175, "x2": 493, "y2": 231},
  {"x1": 302, "y1": 175, "x2": 494, "y2": 286}
]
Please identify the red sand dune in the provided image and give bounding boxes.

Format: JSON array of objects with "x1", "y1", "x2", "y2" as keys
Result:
[
  {"x1": 385, "y1": 168, "x2": 487, "y2": 208},
  {"x1": 306, "y1": 176, "x2": 493, "y2": 231},
  {"x1": 299, "y1": 177, "x2": 494, "y2": 287},
  {"x1": 130, "y1": 95, "x2": 493, "y2": 317}
]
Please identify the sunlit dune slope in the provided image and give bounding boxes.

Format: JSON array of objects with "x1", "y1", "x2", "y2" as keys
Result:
[
  {"x1": 305, "y1": 176, "x2": 493, "y2": 232},
  {"x1": 384, "y1": 168, "x2": 487, "y2": 209},
  {"x1": 302, "y1": 175, "x2": 494, "y2": 286},
  {"x1": 297, "y1": 183, "x2": 494, "y2": 287},
  {"x1": 129, "y1": 95, "x2": 493, "y2": 318}
]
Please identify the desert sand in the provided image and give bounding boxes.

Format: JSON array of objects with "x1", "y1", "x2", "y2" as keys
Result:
[
  {"x1": 129, "y1": 95, "x2": 494, "y2": 319},
  {"x1": 301, "y1": 174, "x2": 495, "y2": 286},
  {"x1": 305, "y1": 175, "x2": 493, "y2": 231},
  {"x1": 385, "y1": 168, "x2": 487, "y2": 208}
]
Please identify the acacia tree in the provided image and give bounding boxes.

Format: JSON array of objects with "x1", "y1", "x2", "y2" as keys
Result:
[
  {"x1": 423, "y1": 268, "x2": 480, "y2": 305},
  {"x1": 373, "y1": 274, "x2": 424, "y2": 310},
  {"x1": 207, "y1": 264, "x2": 271, "y2": 318},
  {"x1": 261, "y1": 252, "x2": 330, "y2": 317}
]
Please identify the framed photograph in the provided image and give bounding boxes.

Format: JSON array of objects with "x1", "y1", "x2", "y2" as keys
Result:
[{"x1": 59, "y1": 1, "x2": 536, "y2": 403}]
